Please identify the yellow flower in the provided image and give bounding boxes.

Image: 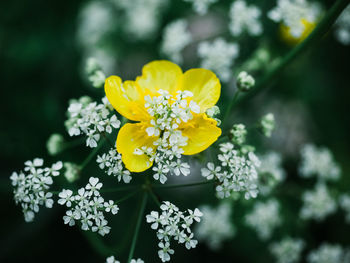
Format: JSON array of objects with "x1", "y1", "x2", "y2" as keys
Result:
[
  {"x1": 280, "y1": 18, "x2": 316, "y2": 45},
  {"x1": 105, "y1": 60, "x2": 222, "y2": 172}
]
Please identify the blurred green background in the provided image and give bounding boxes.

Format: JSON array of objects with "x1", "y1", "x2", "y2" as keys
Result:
[{"x1": 1, "y1": 0, "x2": 350, "y2": 262}]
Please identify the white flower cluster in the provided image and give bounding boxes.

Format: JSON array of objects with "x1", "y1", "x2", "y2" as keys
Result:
[
  {"x1": 10, "y1": 158, "x2": 62, "y2": 222},
  {"x1": 46, "y1": 133, "x2": 65, "y2": 156},
  {"x1": 236, "y1": 71, "x2": 255, "y2": 92},
  {"x1": 299, "y1": 144, "x2": 341, "y2": 182},
  {"x1": 65, "y1": 96, "x2": 120, "y2": 148},
  {"x1": 106, "y1": 256, "x2": 144, "y2": 263},
  {"x1": 307, "y1": 243, "x2": 346, "y2": 263},
  {"x1": 300, "y1": 183, "x2": 337, "y2": 221},
  {"x1": 257, "y1": 152, "x2": 286, "y2": 196},
  {"x1": 63, "y1": 162, "x2": 80, "y2": 183},
  {"x1": 339, "y1": 194, "x2": 350, "y2": 223},
  {"x1": 229, "y1": 0, "x2": 262, "y2": 37},
  {"x1": 114, "y1": 0, "x2": 168, "y2": 40},
  {"x1": 335, "y1": 5, "x2": 350, "y2": 45},
  {"x1": 183, "y1": 0, "x2": 217, "y2": 15},
  {"x1": 198, "y1": 38, "x2": 239, "y2": 82},
  {"x1": 245, "y1": 199, "x2": 281, "y2": 240},
  {"x1": 134, "y1": 90, "x2": 199, "y2": 184},
  {"x1": 97, "y1": 148, "x2": 132, "y2": 184},
  {"x1": 161, "y1": 19, "x2": 192, "y2": 64},
  {"x1": 230, "y1": 123, "x2": 247, "y2": 145},
  {"x1": 201, "y1": 142, "x2": 260, "y2": 199},
  {"x1": 268, "y1": 0, "x2": 322, "y2": 38},
  {"x1": 195, "y1": 203, "x2": 235, "y2": 250},
  {"x1": 58, "y1": 177, "x2": 119, "y2": 236},
  {"x1": 85, "y1": 57, "x2": 106, "y2": 88},
  {"x1": 260, "y1": 113, "x2": 275, "y2": 138},
  {"x1": 270, "y1": 237, "x2": 305, "y2": 263},
  {"x1": 146, "y1": 201, "x2": 202, "y2": 262},
  {"x1": 77, "y1": 1, "x2": 115, "y2": 47}
]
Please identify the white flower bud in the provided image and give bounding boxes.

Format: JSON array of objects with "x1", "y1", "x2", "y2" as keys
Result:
[{"x1": 237, "y1": 71, "x2": 255, "y2": 92}]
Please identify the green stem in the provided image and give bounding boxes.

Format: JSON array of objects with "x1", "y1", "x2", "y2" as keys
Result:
[
  {"x1": 127, "y1": 193, "x2": 148, "y2": 263},
  {"x1": 222, "y1": 90, "x2": 240, "y2": 126},
  {"x1": 152, "y1": 180, "x2": 215, "y2": 189},
  {"x1": 114, "y1": 189, "x2": 140, "y2": 204},
  {"x1": 61, "y1": 137, "x2": 85, "y2": 152},
  {"x1": 147, "y1": 189, "x2": 161, "y2": 206},
  {"x1": 223, "y1": 0, "x2": 350, "y2": 128},
  {"x1": 100, "y1": 185, "x2": 139, "y2": 193},
  {"x1": 81, "y1": 230, "x2": 114, "y2": 257},
  {"x1": 79, "y1": 139, "x2": 107, "y2": 170}
]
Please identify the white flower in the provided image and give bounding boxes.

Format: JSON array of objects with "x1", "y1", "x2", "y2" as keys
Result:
[
  {"x1": 183, "y1": 0, "x2": 217, "y2": 15},
  {"x1": 195, "y1": 203, "x2": 235, "y2": 250},
  {"x1": 335, "y1": 5, "x2": 350, "y2": 45},
  {"x1": 245, "y1": 199, "x2": 281, "y2": 240},
  {"x1": 46, "y1": 134, "x2": 65, "y2": 156},
  {"x1": 198, "y1": 38, "x2": 239, "y2": 82},
  {"x1": 24, "y1": 158, "x2": 44, "y2": 171},
  {"x1": 299, "y1": 144, "x2": 341, "y2": 182},
  {"x1": 339, "y1": 194, "x2": 350, "y2": 223},
  {"x1": 270, "y1": 237, "x2": 305, "y2": 263},
  {"x1": 63, "y1": 210, "x2": 76, "y2": 226},
  {"x1": 11, "y1": 158, "x2": 62, "y2": 222},
  {"x1": 86, "y1": 177, "x2": 103, "y2": 196},
  {"x1": 201, "y1": 162, "x2": 221, "y2": 180},
  {"x1": 161, "y1": 19, "x2": 192, "y2": 63},
  {"x1": 147, "y1": 202, "x2": 202, "y2": 262},
  {"x1": 173, "y1": 160, "x2": 190, "y2": 176},
  {"x1": 58, "y1": 177, "x2": 118, "y2": 236},
  {"x1": 307, "y1": 243, "x2": 345, "y2": 263},
  {"x1": 104, "y1": 200, "x2": 119, "y2": 215},
  {"x1": 63, "y1": 162, "x2": 80, "y2": 183},
  {"x1": 114, "y1": 0, "x2": 168, "y2": 41},
  {"x1": 58, "y1": 189, "x2": 74, "y2": 207},
  {"x1": 106, "y1": 256, "x2": 120, "y2": 263},
  {"x1": 203, "y1": 142, "x2": 260, "y2": 199},
  {"x1": 65, "y1": 96, "x2": 120, "y2": 148},
  {"x1": 141, "y1": 90, "x2": 198, "y2": 183},
  {"x1": 97, "y1": 148, "x2": 132, "y2": 184},
  {"x1": 300, "y1": 183, "x2": 337, "y2": 221},
  {"x1": 158, "y1": 242, "x2": 174, "y2": 262},
  {"x1": 260, "y1": 113, "x2": 275, "y2": 137},
  {"x1": 257, "y1": 152, "x2": 286, "y2": 196},
  {"x1": 146, "y1": 211, "x2": 162, "y2": 230},
  {"x1": 268, "y1": 0, "x2": 322, "y2": 38},
  {"x1": 229, "y1": 1, "x2": 262, "y2": 37}
]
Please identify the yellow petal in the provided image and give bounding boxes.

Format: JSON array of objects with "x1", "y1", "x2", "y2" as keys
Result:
[
  {"x1": 136, "y1": 60, "x2": 183, "y2": 95},
  {"x1": 116, "y1": 123, "x2": 158, "y2": 172},
  {"x1": 180, "y1": 113, "x2": 221, "y2": 155},
  {"x1": 105, "y1": 76, "x2": 149, "y2": 121},
  {"x1": 181, "y1": 68, "x2": 221, "y2": 113}
]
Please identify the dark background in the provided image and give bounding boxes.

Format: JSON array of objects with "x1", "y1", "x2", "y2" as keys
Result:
[{"x1": 1, "y1": 0, "x2": 349, "y2": 262}]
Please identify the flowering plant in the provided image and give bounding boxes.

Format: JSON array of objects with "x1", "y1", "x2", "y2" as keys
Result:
[{"x1": 5, "y1": 0, "x2": 350, "y2": 262}]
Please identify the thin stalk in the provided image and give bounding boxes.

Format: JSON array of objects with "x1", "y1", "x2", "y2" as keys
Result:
[
  {"x1": 101, "y1": 132, "x2": 115, "y2": 148},
  {"x1": 152, "y1": 180, "x2": 215, "y2": 189},
  {"x1": 223, "y1": 0, "x2": 350, "y2": 127},
  {"x1": 82, "y1": 230, "x2": 114, "y2": 257},
  {"x1": 114, "y1": 189, "x2": 140, "y2": 204},
  {"x1": 222, "y1": 90, "x2": 240, "y2": 126},
  {"x1": 100, "y1": 185, "x2": 139, "y2": 193},
  {"x1": 147, "y1": 189, "x2": 161, "y2": 206},
  {"x1": 61, "y1": 137, "x2": 85, "y2": 151},
  {"x1": 127, "y1": 193, "x2": 148, "y2": 263},
  {"x1": 79, "y1": 139, "x2": 107, "y2": 170}
]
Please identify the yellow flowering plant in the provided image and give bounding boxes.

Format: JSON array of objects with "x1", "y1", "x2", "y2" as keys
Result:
[
  {"x1": 8, "y1": 0, "x2": 350, "y2": 262},
  {"x1": 105, "y1": 60, "x2": 221, "y2": 173}
]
